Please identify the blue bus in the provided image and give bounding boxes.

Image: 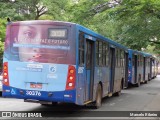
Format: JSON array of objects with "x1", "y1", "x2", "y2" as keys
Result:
[
  {"x1": 128, "y1": 49, "x2": 152, "y2": 87},
  {"x1": 2, "y1": 20, "x2": 128, "y2": 108},
  {"x1": 143, "y1": 52, "x2": 153, "y2": 82},
  {"x1": 151, "y1": 56, "x2": 158, "y2": 79}
]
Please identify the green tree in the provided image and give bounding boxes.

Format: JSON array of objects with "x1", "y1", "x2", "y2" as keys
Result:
[
  {"x1": 0, "y1": 0, "x2": 69, "y2": 20},
  {"x1": 0, "y1": 0, "x2": 160, "y2": 56},
  {"x1": 0, "y1": 18, "x2": 6, "y2": 42},
  {"x1": 68, "y1": 0, "x2": 160, "y2": 55},
  {"x1": 103, "y1": 0, "x2": 160, "y2": 51},
  {"x1": 0, "y1": 18, "x2": 6, "y2": 68},
  {"x1": 42, "y1": 0, "x2": 70, "y2": 21}
]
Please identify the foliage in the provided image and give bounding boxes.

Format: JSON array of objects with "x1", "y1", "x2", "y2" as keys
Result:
[
  {"x1": 0, "y1": 18, "x2": 5, "y2": 68},
  {"x1": 0, "y1": 0, "x2": 160, "y2": 61},
  {"x1": 42, "y1": 0, "x2": 70, "y2": 21},
  {"x1": 0, "y1": 0, "x2": 69, "y2": 20},
  {"x1": 105, "y1": 0, "x2": 160, "y2": 51},
  {"x1": 0, "y1": 18, "x2": 6, "y2": 42},
  {"x1": 67, "y1": 0, "x2": 160, "y2": 55}
]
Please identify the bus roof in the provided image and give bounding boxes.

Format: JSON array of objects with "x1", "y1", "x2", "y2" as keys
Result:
[
  {"x1": 8, "y1": 20, "x2": 128, "y2": 51},
  {"x1": 128, "y1": 49, "x2": 152, "y2": 57},
  {"x1": 76, "y1": 24, "x2": 128, "y2": 50},
  {"x1": 8, "y1": 20, "x2": 76, "y2": 26}
]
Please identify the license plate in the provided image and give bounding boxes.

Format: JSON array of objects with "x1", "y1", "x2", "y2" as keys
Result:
[
  {"x1": 26, "y1": 90, "x2": 41, "y2": 96},
  {"x1": 36, "y1": 84, "x2": 42, "y2": 89},
  {"x1": 30, "y1": 83, "x2": 42, "y2": 89}
]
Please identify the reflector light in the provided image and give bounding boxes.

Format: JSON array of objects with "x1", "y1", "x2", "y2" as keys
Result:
[
  {"x1": 65, "y1": 65, "x2": 76, "y2": 90},
  {"x1": 69, "y1": 76, "x2": 74, "y2": 80},
  {"x1": 4, "y1": 73, "x2": 7, "y2": 76},
  {"x1": 128, "y1": 70, "x2": 131, "y2": 74},
  {"x1": 69, "y1": 83, "x2": 73, "y2": 87},
  {"x1": 3, "y1": 62, "x2": 9, "y2": 86},
  {"x1": 4, "y1": 66, "x2": 7, "y2": 70},
  {"x1": 4, "y1": 79, "x2": 8, "y2": 82},
  {"x1": 70, "y1": 69, "x2": 74, "y2": 74}
]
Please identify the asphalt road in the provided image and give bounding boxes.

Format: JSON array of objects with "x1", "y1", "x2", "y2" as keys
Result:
[{"x1": 0, "y1": 75, "x2": 160, "y2": 119}]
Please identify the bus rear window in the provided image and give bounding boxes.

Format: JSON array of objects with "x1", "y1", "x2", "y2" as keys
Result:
[{"x1": 4, "y1": 24, "x2": 76, "y2": 64}]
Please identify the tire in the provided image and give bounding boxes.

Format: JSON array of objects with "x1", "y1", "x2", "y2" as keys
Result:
[
  {"x1": 115, "y1": 82, "x2": 122, "y2": 96},
  {"x1": 145, "y1": 79, "x2": 148, "y2": 84},
  {"x1": 93, "y1": 84, "x2": 102, "y2": 109},
  {"x1": 40, "y1": 102, "x2": 58, "y2": 106},
  {"x1": 121, "y1": 79, "x2": 124, "y2": 89},
  {"x1": 148, "y1": 74, "x2": 151, "y2": 81},
  {"x1": 136, "y1": 75, "x2": 141, "y2": 87},
  {"x1": 136, "y1": 80, "x2": 140, "y2": 87},
  {"x1": 115, "y1": 90, "x2": 121, "y2": 96}
]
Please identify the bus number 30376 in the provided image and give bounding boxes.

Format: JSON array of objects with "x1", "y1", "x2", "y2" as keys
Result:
[{"x1": 26, "y1": 91, "x2": 41, "y2": 96}]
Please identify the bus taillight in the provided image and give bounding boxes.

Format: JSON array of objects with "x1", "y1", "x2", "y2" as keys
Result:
[
  {"x1": 65, "y1": 65, "x2": 76, "y2": 90},
  {"x1": 128, "y1": 70, "x2": 131, "y2": 74},
  {"x1": 128, "y1": 70, "x2": 131, "y2": 76},
  {"x1": 3, "y1": 62, "x2": 9, "y2": 86}
]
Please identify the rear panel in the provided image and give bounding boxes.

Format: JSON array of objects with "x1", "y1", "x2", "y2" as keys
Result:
[{"x1": 3, "y1": 21, "x2": 77, "y2": 103}]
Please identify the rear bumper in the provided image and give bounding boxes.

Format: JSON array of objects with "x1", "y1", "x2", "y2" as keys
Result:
[
  {"x1": 0, "y1": 82, "x2": 2, "y2": 92},
  {"x1": 2, "y1": 85, "x2": 76, "y2": 103},
  {"x1": 128, "y1": 76, "x2": 132, "y2": 84}
]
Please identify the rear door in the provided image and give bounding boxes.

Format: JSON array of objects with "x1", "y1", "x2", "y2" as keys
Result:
[
  {"x1": 134, "y1": 55, "x2": 138, "y2": 83},
  {"x1": 84, "y1": 35, "x2": 95, "y2": 102},
  {"x1": 124, "y1": 52, "x2": 129, "y2": 88},
  {"x1": 109, "y1": 47, "x2": 115, "y2": 93}
]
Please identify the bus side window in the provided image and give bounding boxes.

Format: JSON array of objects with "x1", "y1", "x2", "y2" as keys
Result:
[
  {"x1": 79, "y1": 32, "x2": 84, "y2": 66},
  {"x1": 138, "y1": 55, "x2": 139, "y2": 67},
  {"x1": 118, "y1": 49, "x2": 121, "y2": 67},
  {"x1": 129, "y1": 58, "x2": 131, "y2": 66},
  {"x1": 99, "y1": 41, "x2": 103, "y2": 66},
  {"x1": 86, "y1": 41, "x2": 92, "y2": 69},
  {"x1": 141, "y1": 56, "x2": 143, "y2": 66},
  {"x1": 132, "y1": 55, "x2": 135, "y2": 66},
  {"x1": 120, "y1": 50, "x2": 124, "y2": 67},
  {"x1": 105, "y1": 43, "x2": 109, "y2": 66},
  {"x1": 96, "y1": 41, "x2": 99, "y2": 66},
  {"x1": 102, "y1": 42, "x2": 106, "y2": 66},
  {"x1": 116, "y1": 49, "x2": 119, "y2": 67}
]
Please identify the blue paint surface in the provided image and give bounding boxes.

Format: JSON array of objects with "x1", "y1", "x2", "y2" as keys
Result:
[
  {"x1": 3, "y1": 85, "x2": 76, "y2": 103},
  {"x1": 6, "y1": 61, "x2": 69, "y2": 91}
]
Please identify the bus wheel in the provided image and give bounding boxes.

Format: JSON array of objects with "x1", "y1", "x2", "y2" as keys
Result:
[
  {"x1": 115, "y1": 90, "x2": 121, "y2": 96},
  {"x1": 148, "y1": 74, "x2": 151, "y2": 81},
  {"x1": 145, "y1": 80, "x2": 148, "y2": 84},
  {"x1": 40, "y1": 102, "x2": 58, "y2": 106},
  {"x1": 94, "y1": 84, "x2": 102, "y2": 109},
  {"x1": 136, "y1": 80, "x2": 140, "y2": 87},
  {"x1": 115, "y1": 82, "x2": 122, "y2": 96},
  {"x1": 136, "y1": 76, "x2": 141, "y2": 87},
  {"x1": 51, "y1": 102, "x2": 58, "y2": 105}
]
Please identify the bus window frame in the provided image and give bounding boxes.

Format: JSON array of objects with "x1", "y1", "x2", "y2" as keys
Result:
[{"x1": 78, "y1": 32, "x2": 85, "y2": 67}]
